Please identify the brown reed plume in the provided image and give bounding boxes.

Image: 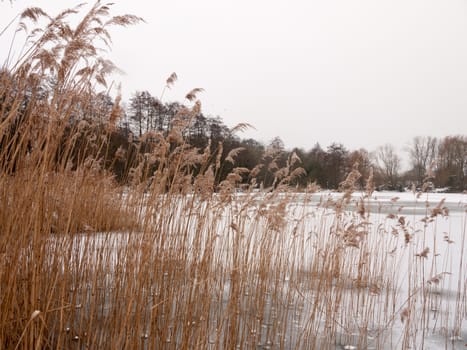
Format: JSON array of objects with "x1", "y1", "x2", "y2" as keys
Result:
[{"x1": 0, "y1": 2, "x2": 465, "y2": 349}]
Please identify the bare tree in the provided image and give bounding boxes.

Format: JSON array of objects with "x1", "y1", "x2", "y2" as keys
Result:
[
  {"x1": 407, "y1": 136, "x2": 437, "y2": 185},
  {"x1": 436, "y1": 135, "x2": 467, "y2": 190},
  {"x1": 129, "y1": 91, "x2": 158, "y2": 137},
  {"x1": 324, "y1": 143, "x2": 348, "y2": 189},
  {"x1": 347, "y1": 148, "x2": 373, "y2": 188},
  {"x1": 375, "y1": 144, "x2": 401, "y2": 189}
]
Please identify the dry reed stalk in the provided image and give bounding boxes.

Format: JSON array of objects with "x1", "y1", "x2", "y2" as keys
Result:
[{"x1": 1, "y1": 3, "x2": 465, "y2": 350}]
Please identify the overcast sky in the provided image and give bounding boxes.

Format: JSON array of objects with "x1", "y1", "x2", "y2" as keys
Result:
[{"x1": 1, "y1": 0, "x2": 467, "y2": 161}]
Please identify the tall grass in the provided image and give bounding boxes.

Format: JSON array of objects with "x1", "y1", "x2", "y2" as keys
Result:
[{"x1": 0, "y1": 3, "x2": 465, "y2": 349}]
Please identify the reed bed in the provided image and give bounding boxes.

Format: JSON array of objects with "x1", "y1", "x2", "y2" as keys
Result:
[{"x1": 0, "y1": 2, "x2": 465, "y2": 349}]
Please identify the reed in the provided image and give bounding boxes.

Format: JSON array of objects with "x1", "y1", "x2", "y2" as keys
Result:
[{"x1": 0, "y1": 3, "x2": 465, "y2": 349}]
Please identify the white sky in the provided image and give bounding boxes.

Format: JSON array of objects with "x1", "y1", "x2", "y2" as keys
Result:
[{"x1": 1, "y1": 0, "x2": 467, "y2": 159}]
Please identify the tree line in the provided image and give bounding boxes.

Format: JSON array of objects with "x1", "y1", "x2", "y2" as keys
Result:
[
  {"x1": 1, "y1": 80, "x2": 465, "y2": 192},
  {"x1": 116, "y1": 90, "x2": 465, "y2": 192}
]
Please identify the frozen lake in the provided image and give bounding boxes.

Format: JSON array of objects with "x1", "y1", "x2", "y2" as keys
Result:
[
  {"x1": 212, "y1": 190, "x2": 466, "y2": 349},
  {"x1": 57, "y1": 190, "x2": 466, "y2": 349},
  {"x1": 290, "y1": 191, "x2": 466, "y2": 349}
]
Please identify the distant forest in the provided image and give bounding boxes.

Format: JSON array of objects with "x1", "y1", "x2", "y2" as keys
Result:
[
  {"x1": 0, "y1": 1, "x2": 466, "y2": 194},
  {"x1": 1, "y1": 80, "x2": 465, "y2": 192},
  {"x1": 85, "y1": 89, "x2": 467, "y2": 192}
]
